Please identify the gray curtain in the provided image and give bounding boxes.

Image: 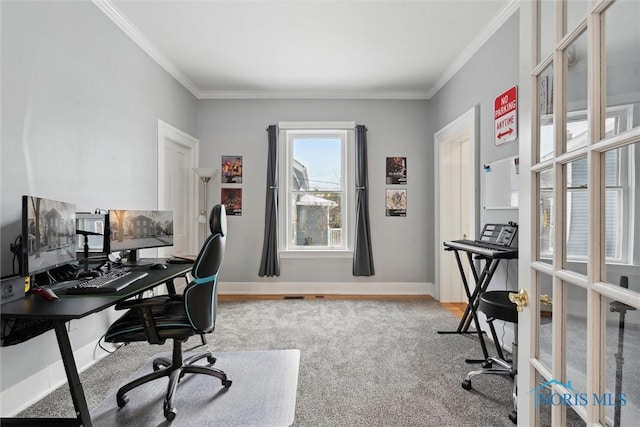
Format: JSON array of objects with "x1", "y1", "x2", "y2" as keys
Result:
[
  {"x1": 353, "y1": 125, "x2": 375, "y2": 276},
  {"x1": 259, "y1": 125, "x2": 280, "y2": 276}
]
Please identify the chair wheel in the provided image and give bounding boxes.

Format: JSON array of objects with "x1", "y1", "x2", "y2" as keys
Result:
[
  {"x1": 164, "y1": 401, "x2": 177, "y2": 421},
  {"x1": 165, "y1": 408, "x2": 177, "y2": 421},
  {"x1": 117, "y1": 395, "x2": 129, "y2": 408},
  {"x1": 462, "y1": 379, "x2": 472, "y2": 390},
  {"x1": 223, "y1": 379, "x2": 232, "y2": 388},
  {"x1": 508, "y1": 410, "x2": 517, "y2": 424},
  {"x1": 207, "y1": 355, "x2": 216, "y2": 365}
]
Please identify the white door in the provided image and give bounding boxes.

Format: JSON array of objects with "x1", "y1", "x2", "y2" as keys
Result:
[
  {"x1": 518, "y1": 2, "x2": 640, "y2": 426},
  {"x1": 435, "y1": 107, "x2": 478, "y2": 303},
  {"x1": 157, "y1": 120, "x2": 199, "y2": 257}
]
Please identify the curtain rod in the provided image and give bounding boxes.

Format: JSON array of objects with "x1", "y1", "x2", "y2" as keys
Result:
[{"x1": 266, "y1": 124, "x2": 366, "y2": 131}]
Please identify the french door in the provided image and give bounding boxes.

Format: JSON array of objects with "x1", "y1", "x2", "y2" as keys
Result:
[{"x1": 519, "y1": 1, "x2": 640, "y2": 426}]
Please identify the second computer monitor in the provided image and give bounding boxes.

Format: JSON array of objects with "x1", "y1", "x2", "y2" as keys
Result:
[{"x1": 108, "y1": 209, "x2": 173, "y2": 265}]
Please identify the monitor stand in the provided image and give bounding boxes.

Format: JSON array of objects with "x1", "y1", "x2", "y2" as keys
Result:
[{"x1": 119, "y1": 250, "x2": 153, "y2": 267}]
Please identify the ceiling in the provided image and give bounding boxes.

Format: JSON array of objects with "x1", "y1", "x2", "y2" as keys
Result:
[{"x1": 101, "y1": 0, "x2": 517, "y2": 99}]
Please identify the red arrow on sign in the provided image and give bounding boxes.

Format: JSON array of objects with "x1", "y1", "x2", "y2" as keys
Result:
[{"x1": 498, "y1": 128, "x2": 514, "y2": 139}]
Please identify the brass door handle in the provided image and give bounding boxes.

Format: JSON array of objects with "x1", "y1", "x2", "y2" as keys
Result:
[
  {"x1": 540, "y1": 294, "x2": 553, "y2": 306},
  {"x1": 509, "y1": 289, "x2": 529, "y2": 312}
]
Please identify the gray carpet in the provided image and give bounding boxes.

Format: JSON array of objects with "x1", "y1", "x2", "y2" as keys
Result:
[
  {"x1": 19, "y1": 298, "x2": 517, "y2": 426},
  {"x1": 91, "y1": 350, "x2": 299, "y2": 426}
]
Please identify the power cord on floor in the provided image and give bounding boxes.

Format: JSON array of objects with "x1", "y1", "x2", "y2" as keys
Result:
[{"x1": 97, "y1": 333, "x2": 127, "y2": 355}]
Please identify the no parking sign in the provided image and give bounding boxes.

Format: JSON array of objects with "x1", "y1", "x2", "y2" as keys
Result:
[{"x1": 494, "y1": 86, "x2": 518, "y2": 146}]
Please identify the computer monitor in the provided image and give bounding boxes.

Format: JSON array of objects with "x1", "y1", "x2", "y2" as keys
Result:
[
  {"x1": 108, "y1": 209, "x2": 173, "y2": 266},
  {"x1": 21, "y1": 195, "x2": 77, "y2": 276}
]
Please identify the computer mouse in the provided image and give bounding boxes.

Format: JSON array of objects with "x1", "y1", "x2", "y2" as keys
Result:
[
  {"x1": 150, "y1": 263, "x2": 168, "y2": 270},
  {"x1": 32, "y1": 287, "x2": 59, "y2": 301}
]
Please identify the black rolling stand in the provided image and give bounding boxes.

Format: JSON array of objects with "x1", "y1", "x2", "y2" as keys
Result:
[{"x1": 609, "y1": 276, "x2": 636, "y2": 427}]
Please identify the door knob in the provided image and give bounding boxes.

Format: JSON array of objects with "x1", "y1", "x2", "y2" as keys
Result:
[
  {"x1": 540, "y1": 294, "x2": 553, "y2": 306},
  {"x1": 509, "y1": 289, "x2": 529, "y2": 312}
]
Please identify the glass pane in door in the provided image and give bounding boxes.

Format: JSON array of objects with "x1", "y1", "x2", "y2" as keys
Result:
[
  {"x1": 566, "y1": 0, "x2": 588, "y2": 34},
  {"x1": 602, "y1": 143, "x2": 640, "y2": 290},
  {"x1": 538, "y1": 168, "x2": 554, "y2": 264},
  {"x1": 602, "y1": 296, "x2": 640, "y2": 426},
  {"x1": 565, "y1": 32, "x2": 589, "y2": 153},
  {"x1": 539, "y1": 0, "x2": 556, "y2": 62},
  {"x1": 565, "y1": 284, "x2": 588, "y2": 396},
  {"x1": 538, "y1": 272, "x2": 554, "y2": 370},
  {"x1": 565, "y1": 158, "x2": 588, "y2": 273},
  {"x1": 603, "y1": 0, "x2": 640, "y2": 134},
  {"x1": 539, "y1": 64, "x2": 555, "y2": 162}
]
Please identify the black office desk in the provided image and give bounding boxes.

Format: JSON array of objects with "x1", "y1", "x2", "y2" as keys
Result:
[
  {"x1": 0, "y1": 261, "x2": 192, "y2": 427},
  {"x1": 438, "y1": 240, "x2": 518, "y2": 363}
]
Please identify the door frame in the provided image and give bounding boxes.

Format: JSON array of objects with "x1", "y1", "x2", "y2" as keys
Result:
[
  {"x1": 434, "y1": 106, "x2": 479, "y2": 302},
  {"x1": 157, "y1": 119, "x2": 200, "y2": 255}
]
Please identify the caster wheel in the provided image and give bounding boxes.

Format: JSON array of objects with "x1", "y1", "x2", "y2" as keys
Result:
[
  {"x1": 117, "y1": 395, "x2": 129, "y2": 408},
  {"x1": 508, "y1": 410, "x2": 517, "y2": 424},
  {"x1": 207, "y1": 355, "x2": 217, "y2": 365},
  {"x1": 165, "y1": 409, "x2": 177, "y2": 421},
  {"x1": 164, "y1": 401, "x2": 177, "y2": 421},
  {"x1": 482, "y1": 360, "x2": 493, "y2": 368},
  {"x1": 461, "y1": 379, "x2": 472, "y2": 390},
  {"x1": 223, "y1": 379, "x2": 233, "y2": 388}
]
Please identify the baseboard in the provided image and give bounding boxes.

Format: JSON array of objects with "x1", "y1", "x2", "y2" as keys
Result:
[
  {"x1": 0, "y1": 338, "x2": 117, "y2": 417},
  {"x1": 218, "y1": 281, "x2": 434, "y2": 296}
]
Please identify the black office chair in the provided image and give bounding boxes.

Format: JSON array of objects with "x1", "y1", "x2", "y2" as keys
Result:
[
  {"x1": 461, "y1": 290, "x2": 518, "y2": 424},
  {"x1": 104, "y1": 204, "x2": 231, "y2": 421}
]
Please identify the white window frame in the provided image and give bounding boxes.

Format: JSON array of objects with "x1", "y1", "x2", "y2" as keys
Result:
[{"x1": 278, "y1": 121, "x2": 355, "y2": 258}]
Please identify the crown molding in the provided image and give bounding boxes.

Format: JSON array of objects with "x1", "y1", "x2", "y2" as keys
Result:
[
  {"x1": 426, "y1": 0, "x2": 520, "y2": 99},
  {"x1": 197, "y1": 89, "x2": 431, "y2": 100},
  {"x1": 92, "y1": 0, "x2": 202, "y2": 98}
]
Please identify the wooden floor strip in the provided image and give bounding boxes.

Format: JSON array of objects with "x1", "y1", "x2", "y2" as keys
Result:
[{"x1": 219, "y1": 294, "x2": 465, "y2": 319}]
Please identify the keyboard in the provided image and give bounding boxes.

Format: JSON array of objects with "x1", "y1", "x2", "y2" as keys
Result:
[
  {"x1": 443, "y1": 239, "x2": 518, "y2": 258},
  {"x1": 61, "y1": 270, "x2": 149, "y2": 295}
]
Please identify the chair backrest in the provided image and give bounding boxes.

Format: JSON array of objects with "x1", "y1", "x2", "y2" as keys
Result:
[{"x1": 184, "y1": 204, "x2": 226, "y2": 332}]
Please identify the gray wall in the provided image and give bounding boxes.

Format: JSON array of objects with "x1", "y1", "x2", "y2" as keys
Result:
[
  {"x1": 198, "y1": 100, "x2": 432, "y2": 284},
  {"x1": 1, "y1": 1, "x2": 198, "y2": 396},
  {"x1": 429, "y1": 12, "x2": 520, "y2": 293}
]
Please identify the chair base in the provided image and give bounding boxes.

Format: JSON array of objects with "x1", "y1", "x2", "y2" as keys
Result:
[
  {"x1": 116, "y1": 339, "x2": 231, "y2": 421},
  {"x1": 461, "y1": 355, "x2": 517, "y2": 425}
]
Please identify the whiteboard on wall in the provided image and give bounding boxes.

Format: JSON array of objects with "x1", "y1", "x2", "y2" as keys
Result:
[{"x1": 483, "y1": 155, "x2": 519, "y2": 209}]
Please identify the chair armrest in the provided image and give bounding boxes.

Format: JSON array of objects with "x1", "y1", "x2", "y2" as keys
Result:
[
  {"x1": 114, "y1": 296, "x2": 173, "y2": 345},
  {"x1": 114, "y1": 295, "x2": 171, "y2": 311}
]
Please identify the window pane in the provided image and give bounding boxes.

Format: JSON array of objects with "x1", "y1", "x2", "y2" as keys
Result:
[
  {"x1": 566, "y1": 0, "x2": 588, "y2": 35},
  {"x1": 565, "y1": 158, "x2": 588, "y2": 268},
  {"x1": 602, "y1": 295, "x2": 640, "y2": 426},
  {"x1": 538, "y1": 0, "x2": 556, "y2": 62},
  {"x1": 537, "y1": 272, "x2": 554, "y2": 371},
  {"x1": 290, "y1": 192, "x2": 342, "y2": 247},
  {"x1": 565, "y1": 284, "x2": 588, "y2": 396},
  {"x1": 565, "y1": 32, "x2": 588, "y2": 153},
  {"x1": 603, "y1": 0, "x2": 640, "y2": 135},
  {"x1": 292, "y1": 137, "x2": 342, "y2": 191},
  {"x1": 603, "y1": 142, "x2": 640, "y2": 288},
  {"x1": 538, "y1": 168, "x2": 554, "y2": 264},
  {"x1": 539, "y1": 64, "x2": 554, "y2": 162},
  {"x1": 286, "y1": 131, "x2": 346, "y2": 251}
]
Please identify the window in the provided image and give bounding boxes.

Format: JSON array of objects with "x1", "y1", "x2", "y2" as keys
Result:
[{"x1": 279, "y1": 122, "x2": 354, "y2": 254}]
